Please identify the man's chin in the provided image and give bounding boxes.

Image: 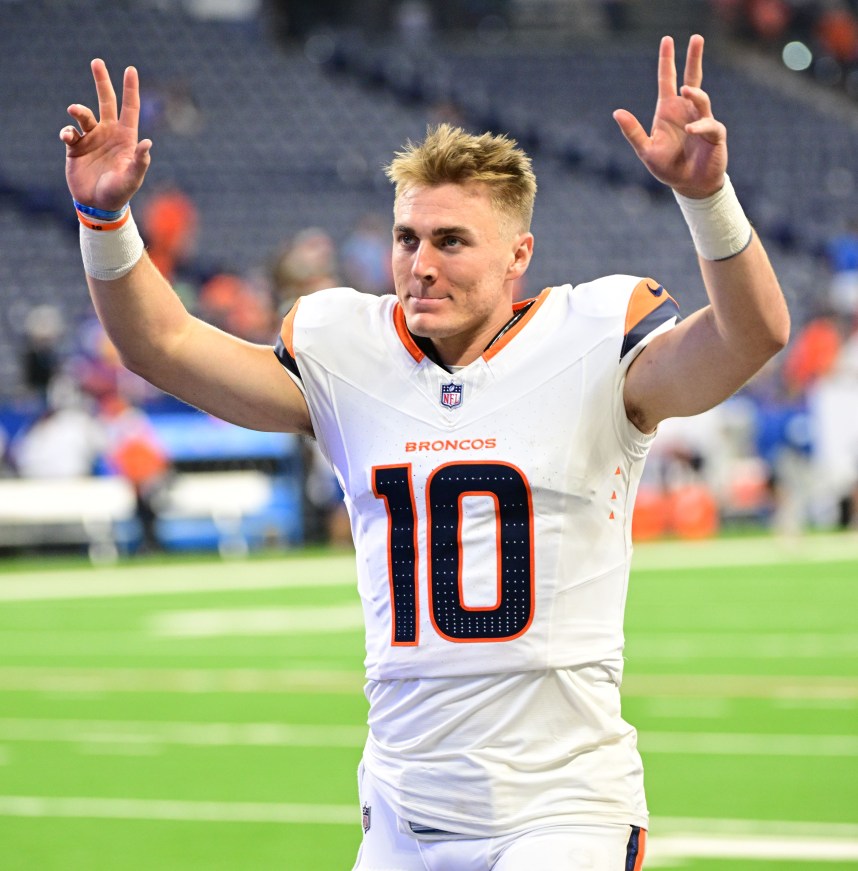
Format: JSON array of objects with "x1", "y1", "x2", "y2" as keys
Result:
[{"x1": 404, "y1": 310, "x2": 451, "y2": 339}]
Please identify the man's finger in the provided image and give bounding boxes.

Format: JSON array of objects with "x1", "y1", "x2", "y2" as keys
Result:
[
  {"x1": 119, "y1": 66, "x2": 141, "y2": 132},
  {"x1": 613, "y1": 109, "x2": 650, "y2": 155},
  {"x1": 683, "y1": 34, "x2": 705, "y2": 89},
  {"x1": 685, "y1": 116, "x2": 726, "y2": 145},
  {"x1": 134, "y1": 138, "x2": 153, "y2": 169},
  {"x1": 68, "y1": 104, "x2": 98, "y2": 134},
  {"x1": 680, "y1": 85, "x2": 713, "y2": 119},
  {"x1": 91, "y1": 58, "x2": 118, "y2": 123},
  {"x1": 59, "y1": 125, "x2": 82, "y2": 147},
  {"x1": 657, "y1": 35, "x2": 677, "y2": 100}
]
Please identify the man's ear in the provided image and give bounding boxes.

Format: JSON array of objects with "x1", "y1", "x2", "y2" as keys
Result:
[{"x1": 508, "y1": 233, "x2": 534, "y2": 279}]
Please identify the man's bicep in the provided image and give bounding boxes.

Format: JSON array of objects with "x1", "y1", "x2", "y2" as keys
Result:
[
  {"x1": 623, "y1": 306, "x2": 750, "y2": 433},
  {"x1": 160, "y1": 321, "x2": 314, "y2": 435}
]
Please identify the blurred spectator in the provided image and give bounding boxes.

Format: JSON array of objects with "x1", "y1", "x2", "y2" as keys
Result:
[
  {"x1": 21, "y1": 304, "x2": 64, "y2": 401},
  {"x1": 710, "y1": 0, "x2": 745, "y2": 30},
  {"x1": 810, "y1": 323, "x2": 858, "y2": 528},
  {"x1": 301, "y1": 438, "x2": 352, "y2": 547},
  {"x1": 10, "y1": 379, "x2": 105, "y2": 479},
  {"x1": 268, "y1": 227, "x2": 350, "y2": 545},
  {"x1": 270, "y1": 226, "x2": 340, "y2": 313},
  {"x1": 340, "y1": 212, "x2": 393, "y2": 296},
  {"x1": 826, "y1": 218, "x2": 858, "y2": 319},
  {"x1": 198, "y1": 272, "x2": 277, "y2": 342},
  {"x1": 163, "y1": 79, "x2": 204, "y2": 136},
  {"x1": 101, "y1": 396, "x2": 172, "y2": 553},
  {"x1": 746, "y1": 0, "x2": 792, "y2": 42},
  {"x1": 68, "y1": 317, "x2": 159, "y2": 407},
  {"x1": 782, "y1": 313, "x2": 844, "y2": 394},
  {"x1": 140, "y1": 185, "x2": 199, "y2": 283},
  {"x1": 0, "y1": 422, "x2": 11, "y2": 478},
  {"x1": 140, "y1": 76, "x2": 204, "y2": 137},
  {"x1": 815, "y1": 2, "x2": 858, "y2": 65},
  {"x1": 754, "y1": 383, "x2": 815, "y2": 536}
]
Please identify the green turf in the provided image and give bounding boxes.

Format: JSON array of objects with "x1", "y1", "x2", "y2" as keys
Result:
[{"x1": 0, "y1": 536, "x2": 855, "y2": 869}]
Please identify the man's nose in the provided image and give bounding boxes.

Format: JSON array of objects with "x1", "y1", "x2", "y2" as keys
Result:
[{"x1": 411, "y1": 241, "x2": 438, "y2": 283}]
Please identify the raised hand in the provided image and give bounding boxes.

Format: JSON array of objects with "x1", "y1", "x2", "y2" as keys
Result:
[
  {"x1": 613, "y1": 35, "x2": 727, "y2": 199},
  {"x1": 60, "y1": 59, "x2": 152, "y2": 211}
]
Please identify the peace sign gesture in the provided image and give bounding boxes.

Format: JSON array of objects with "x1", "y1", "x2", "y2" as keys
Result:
[
  {"x1": 613, "y1": 35, "x2": 727, "y2": 199},
  {"x1": 60, "y1": 59, "x2": 152, "y2": 211}
]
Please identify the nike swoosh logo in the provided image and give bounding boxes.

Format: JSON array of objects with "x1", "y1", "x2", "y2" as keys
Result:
[{"x1": 646, "y1": 283, "x2": 665, "y2": 297}]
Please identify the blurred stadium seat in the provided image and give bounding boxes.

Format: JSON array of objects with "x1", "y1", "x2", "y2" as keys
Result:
[{"x1": 1, "y1": 0, "x2": 857, "y2": 548}]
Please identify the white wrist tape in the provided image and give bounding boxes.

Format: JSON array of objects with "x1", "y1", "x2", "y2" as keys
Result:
[
  {"x1": 79, "y1": 209, "x2": 145, "y2": 280},
  {"x1": 673, "y1": 175, "x2": 753, "y2": 261}
]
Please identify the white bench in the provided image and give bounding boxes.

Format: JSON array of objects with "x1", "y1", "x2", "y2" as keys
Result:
[
  {"x1": 0, "y1": 476, "x2": 137, "y2": 558},
  {"x1": 0, "y1": 470, "x2": 278, "y2": 559}
]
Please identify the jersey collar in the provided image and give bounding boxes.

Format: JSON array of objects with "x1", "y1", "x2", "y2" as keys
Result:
[{"x1": 392, "y1": 288, "x2": 551, "y2": 372}]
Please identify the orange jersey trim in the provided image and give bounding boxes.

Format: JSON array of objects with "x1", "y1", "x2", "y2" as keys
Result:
[
  {"x1": 393, "y1": 303, "x2": 425, "y2": 364},
  {"x1": 279, "y1": 297, "x2": 302, "y2": 360},
  {"x1": 392, "y1": 288, "x2": 551, "y2": 366},
  {"x1": 482, "y1": 288, "x2": 551, "y2": 362},
  {"x1": 624, "y1": 278, "x2": 677, "y2": 337},
  {"x1": 633, "y1": 829, "x2": 647, "y2": 871}
]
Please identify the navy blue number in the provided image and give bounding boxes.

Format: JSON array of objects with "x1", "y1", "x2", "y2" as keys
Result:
[
  {"x1": 372, "y1": 465, "x2": 419, "y2": 645},
  {"x1": 427, "y1": 463, "x2": 533, "y2": 641},
  {"x1": 373, "y1": 462, "x2": 533, "y2": 645}
]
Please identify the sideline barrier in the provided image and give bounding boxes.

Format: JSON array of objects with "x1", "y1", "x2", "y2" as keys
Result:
[{"x1": 0, "y1": 470, "x2": 299, "y2": 559}]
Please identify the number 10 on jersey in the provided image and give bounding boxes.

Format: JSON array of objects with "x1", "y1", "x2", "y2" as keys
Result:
[{"x1": 372, "y1": 461, "x2": 536, "y2": 646}]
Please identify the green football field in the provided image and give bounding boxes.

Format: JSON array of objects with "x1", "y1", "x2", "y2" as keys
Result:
[{"x1": 0, "y1": 534, "x2": 856, "y2": 870}]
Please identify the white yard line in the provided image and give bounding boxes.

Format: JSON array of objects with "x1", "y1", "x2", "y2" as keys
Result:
[
  {"x1": 0, "y1": 796, "x2": 856, "y2": 863},
  {"x1": 640, "y1": 731, "x2": 858, "y2": 757},
  {"x1": 0, "y1": 533, "x2": 854, "y2": 602},
  {"x1": 148, "y1": 604, "x2": 365, "y2": 637},
  {"x1": 629, "y1": 633, "x2": 858, "y2": 660},
  {"x1": 1, "y1": 718, "x2": 855, "y2": 759},
  {"x1": 645, "y1": 834, "x2": 858, "y2": 864},
  {"x1": 0, "y1": 718, "x2": 367, "y2": 748},
  {"x1": 0, "y1": 795, "x2": 356, "y2": 825},
  {"x1": 0, "y1": 555, "x2": 357, "y2": 602},
  {"x1": 621, "y1": 673, "x2": 858, "y2": 701},
  {"x1": 0, "y1": 666, "x2": 366, "y2": 695},
  {"x1": 632, "y1": 532, "x2": 858, "y2": 571},
  {"x1": 0, "y1": 667, "x2": 855, "y2": 699},
  {"x1": 626, "y1": 632, "x2": 858, "y2": 659}
]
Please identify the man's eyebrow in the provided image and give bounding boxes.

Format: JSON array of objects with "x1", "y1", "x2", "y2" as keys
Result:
[
  {"x1": 433, "y1": 226, "x2": 472, "y2": 237},
  {"x1": 393, "y1": 224, "x2": 473, "y2": 237}
]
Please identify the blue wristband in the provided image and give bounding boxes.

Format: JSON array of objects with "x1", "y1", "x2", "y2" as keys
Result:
[{"x1": 73, "y1": 200, "x2": 129, "y2": 222}]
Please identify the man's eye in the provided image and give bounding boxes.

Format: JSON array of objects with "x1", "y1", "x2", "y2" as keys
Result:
[{"x1": 442, "y1": 237, "x2": 461, "y2": 247}]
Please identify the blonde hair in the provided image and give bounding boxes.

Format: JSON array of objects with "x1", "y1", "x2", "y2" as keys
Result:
[{"x1": 385, "y1": 123, "x2": 537, "y2": 233}]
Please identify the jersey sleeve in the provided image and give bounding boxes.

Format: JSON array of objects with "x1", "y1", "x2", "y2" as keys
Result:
[
  {"x1": 614, "y1": 277, "x2": 681, "y2": 453},
  {"x1": 619, "y1": 278, "x2": 681, "y2": 370},
  {"x1": 273, "y1": 298, "x2": 307, "y2": 397}
]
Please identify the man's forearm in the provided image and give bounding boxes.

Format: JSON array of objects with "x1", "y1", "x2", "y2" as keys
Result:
[
  {"x1": 697, "y1": 231, "x2": 790, "y2": 367},
  {"x1": 87, "y1": 250, "x2": 197, "y2": 386}
]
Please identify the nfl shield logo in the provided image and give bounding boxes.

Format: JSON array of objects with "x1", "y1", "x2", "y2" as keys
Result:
[
  {"x1": 440, "y1": 381, "x2": 464, "y2": 409},
  {"x1": 362, "y1": 803, "x2": 371, "y2": 833}
]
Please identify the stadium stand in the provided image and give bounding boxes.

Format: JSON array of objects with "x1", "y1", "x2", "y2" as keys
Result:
[
  {"x1": 1, "y1": 0, "x2": 857, "y2": 548},
  {"x1": 1, "y1": 0, "x2": 851, "y2": 400}
]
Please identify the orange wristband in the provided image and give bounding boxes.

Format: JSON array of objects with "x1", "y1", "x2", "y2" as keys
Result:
[{"x1": 75, "y1": 207, "x2": 132, "y2": 232}]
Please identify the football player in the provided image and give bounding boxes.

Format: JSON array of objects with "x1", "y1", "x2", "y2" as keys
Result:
[{"x1": 61, "y1": 34, "x2": 788, "y2": 869}]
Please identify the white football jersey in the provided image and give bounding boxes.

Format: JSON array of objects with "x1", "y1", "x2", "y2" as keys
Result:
[
  {"x1": 275, "y1": 276, "x2": 679, "y2": 835},
  {"x1": 276, "y1": 276, "x2": 679, "y2": 684}
]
